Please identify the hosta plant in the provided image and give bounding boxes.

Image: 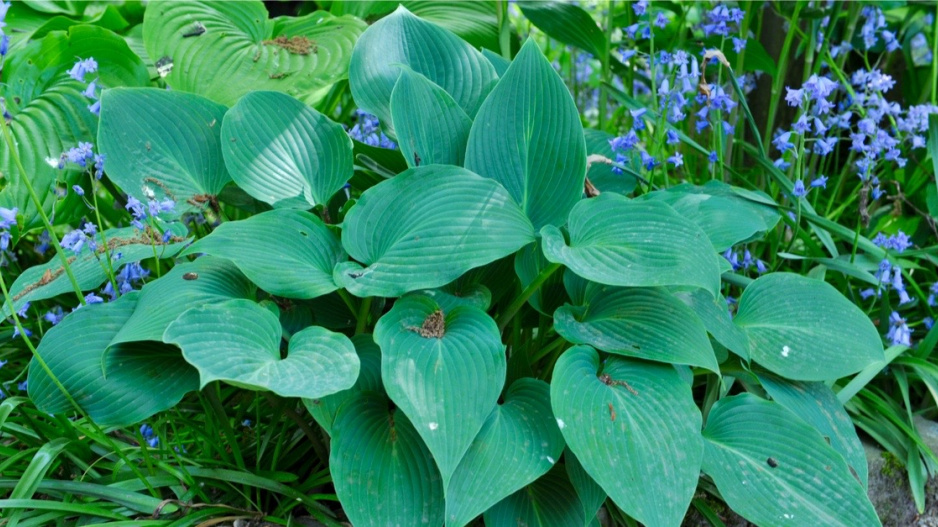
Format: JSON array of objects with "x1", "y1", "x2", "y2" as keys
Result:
[{"x1": 8, "y1": 5, "x2": 887, "y2": 526}]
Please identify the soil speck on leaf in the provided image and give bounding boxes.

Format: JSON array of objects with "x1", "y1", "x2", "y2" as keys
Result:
[{"x1": 409, "y1": 309, "x2": 445, "y2": 338}]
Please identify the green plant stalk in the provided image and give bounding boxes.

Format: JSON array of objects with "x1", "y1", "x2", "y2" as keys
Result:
[
  {"x1": 597, "y1": 0, "x2": 615, "y2": 131},
  {"x1": 496, "y1": 0, "x2": 512, "y2": 60},
  {"x1": 497, "y1": 263, "x2": 561, "y2": 332},
  {"x1": 762, "y1": 1, "x2": 803, "y2": 152},
  {"x1": 933, "y1": 10, "x2": 938, "y2": 105},
  {"x1": 0, "y1": 266, "x2": 159, "y2": 498},
  {"x1": 355, "y1": 296, "x2": 372, "y2": 335},
  {"x1": 0, "y1": 118, "x2": 86, "y2": 305}
]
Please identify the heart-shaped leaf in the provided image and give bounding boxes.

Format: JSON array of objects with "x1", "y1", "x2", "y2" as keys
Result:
[
  {"x1": 28, "y1": 292, "x2": 199, "y2": 427},
  {"x1": 0, "y1": 25, "x2": 150, "y2": 229},
  {"x1": 541, "y1": 194, "x2": 722, "y2": 295},
  {"x1": 465, "y1": 38, "x2": 586, "y2": 230},
  {"x1": 349, "y1": 5, "x2": 497, "y2": 137},
  {"x1": 733, "y1": 273, "x2": 884, "y2": 380},
  {"x1": 164, "y1": 299, "x2": 358, "y2": 399},
  {"x1": 142, "y1": 1, "x2": 366, "y2": 105},
  {"x1": 445, "y1": 378, "x2": 565, "y2": 527},
  {"x1": 550, "y1": 346, "x2": 703, "y2": 527},
  {"x1": 335, "y1": 165, "x2": 534, "y2": 297},
  {"x1": 757, "y1": 373, "x2": 868, "y2": 488},
  {"x1": 108, "y1": 257, "x2": 256, "y2": 348},
  {"x1": 673, "y1": 288, "x2": 751, "y2": 360},
  {"x1": 221, "y1": 91, "x2": 353, "y2": 209},
  {"x1": 484, "y1": 463, "x2": 594, "y2": 527},
  {"x1": 97, "y1": 88, "x2": 231, "y2": 212},
  {"x1": 390, "y1": 68, "x2": 473, "y2": 168},
  {"x1": 304, "y1": 334, "x2": 383, "y2": 436},
  {"x1": 641, "y1": 181, "x2": 780, "y2": 252},
  {"x1": 181, "y1": 209, "x2": 345, "y2": 299},
  {"x1": 330, "y1": 392, "x2": 444, "y2": 526},
  {"x1": 702, "y1": 394, "x2": 880, "y2": 526},
  {"x1": 554, "y1": 284, "x2": 718, "y2": 372},
  {"x1": 4, "y1": 226, "x2": 188, "y2": 316},
  {"x1": 374, "y1": 294, "x2": 506, "y2": 486}
]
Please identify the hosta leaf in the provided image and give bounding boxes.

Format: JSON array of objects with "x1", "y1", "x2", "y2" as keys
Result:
[
  {"x1": 403, "y1": 1, "x2": 502, "y2": 52},
  {"x1": 330, "y1": 392, "x2": 444, "y2": 526},
  {"x1": 4, "y1": 226, "x2": 188, "y2": 316},
  {"x1": 97, "y1": 88, "x2": 231, "y2": 212},
  {"x1": 554, "y1": 283, "x2": 718, "y2": 372},
  {"x1": 374, "y1": 294, "x2": 506, "y2": 486},
  {"x1": 757, "y1": 373, "x2": 868, "y2": 488},
  {"x1": 565, "y1": 449, "x2": 606, "y2": 526},
  {"x1": 304, "y1": 334, "x2": 382, "y2": 436},
  {"x1": 28, "y1": 292, "x2": 198, "y2": 427},
  {"x1": 517, "y1": 1, "x2": 605, "y2": 57},
  {"x1": 445, "y1": 378, "x2": 565, "y2": 527},
  {"x1": 335, "y1": 165, "x2": 534, "y2": 297},
  {"x1": 484, "y1": 463, "x2": 593, "y2": 527},
  {"x1": 181, "y1": 210, "x2": 345, "y2": 299},
  {"x1": 142, "y1": 1, "x2": 366, "y2": 106},
  {"x1": 349, "y1": 5, "x2": 498, "y2": 137},
  {"x1": 108, "y1": 257, "x2": 256, "y2": 347},
  {"x1": 542, "y1": 194, "x2": 721, "y2": 295},
  {"x1": 465, "y1": 38, "x2": 586, "y2": 230},
  {"x1": 390, "y1": 68, "x2": 473, "y2": 168},
  {"x1": 164, "y1": 299, "x2": 358, "y2": 399},
  {"x1": 733, "y1": 273, "x2": 884, "y2": 381},
  {"x1": 702, "y1": 394, "x2": 880, "y2": 527},
  {"x1": 583, "y1": 129, "x2": 638, "y2": 195},
  {"x1": 673, "y1": 288, "x2": 751, "y2": 360},
  {"x1": 550, "y1": 346, "x2": 703, "y2": 527},
  {"x1": 407, "y1": 284, "x2": 492, "y2": 313},
  {"x1": 642, "y1": 181, "x2": 780, "y2": 252},
  {"x1": 220, "y1": 91, "x2": 353, "y2": 209},
  {"x1": 0, "y1": 25, "x2": 149, "y2": 229}
]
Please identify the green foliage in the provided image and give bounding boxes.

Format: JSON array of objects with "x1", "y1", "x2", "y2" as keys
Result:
[{"x1": 6, "y1": 1, "x2": 933, "y2": 526}]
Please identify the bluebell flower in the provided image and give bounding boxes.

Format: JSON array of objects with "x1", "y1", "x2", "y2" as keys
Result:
[
  {"x1": 785, "y1": 88, "x2": 804, "y2": 107},
  {"x1": 731, "y1": 37, "x2": 746, "y2": 53},
  {"x1": 16, "y1": 302, "x2": 29, "y2": 319},
  {"x1": 755, "y1": 259, "x2": 768, "y2": 273},
  {"x1": 859, "y1": 6, "x2": 887, "y2": 50},
  {"x1": 666, "y1": 129, "x2": 679, "y2": 145},
  {"x1": 609, "y1": 131, "x2": 639, "y2": 152},
  {"x1": 88, "y1": 100, "x2": 101, "y2": 116},
  {"x1": 93, "y1": 154, "x2": 106, "y2": 175},
  {"x1": 72, "y1": 185, "x2": 85, "y2": 196},
  {"x1": 791, "y1": 180, "x2": 807, "y2": 198},
  {"x1": 43, "y1": 307, "x2": 64, "y2": 326},
  {"x1": 928, "y1": 283, "x2": 938, "y2": 307},
  {"x1": 35, "y1": 230, "x2": 50, "y2": 255},
  {"x1": 140, "y1": 424, "x2": 154, "y2": 438},
  {"x1": 17, "y1": 380, "x2": 27, "y2": 391},
  {"x1": 723, "y1": 249, "x2": 740, "y2": 270},
  {"x1": 64, "y1": 142, "x2": 95, "y2": 167},
  {"x1": 873, "y1": 231, "x2": 912, "y2": 253},
  {"x1": 242, "y1": 419, "x2": 253, "y2": 427},
  {"x1": 723, "y1": 121, "x2": 735, "y2": 136},
  {"x1": 347, "y1": 110, "x2": 396, "y2": 149},
  {"x1": 668, "y1": 152, "x2": 683, "y2": 167},
  {"x1": 654, "y1": 12, "x2": 668, "y2": 28},
  {"x1": 632, "y1": 0, "x2": 647, "y2": 16},
  {"x1": 639, "y1": 151, "x2": 657, "y2": 171},
  {"x1": 82, "y1": 79, "x2": 98, "y2": 99},
  {"x1": 67, "y1": 57, "x2": 98, "y2": 83},
  {"x1": 773, "y1": 158, "x2": 791, "y2": 170},
  {"x1": 0, "y1": 34, "x2": 9, "y2": 57},
  {"x1": 925, "y1": 317, "x2": 934, "y2": 330},
  {"x1": 813, "y1": 137, "x2": 836, "y2": 156},
  {"x1": 886, "y1": 311, "x2": 911, "y2": 346},
  {"x1": 84, "y1": 293, "x2": 104, "y2": 304},
  {"x1": 708, "y1": 151, "x2": 718, "y2": 164},
  {"x1": 792, "y1": 115, "x2": 810, "y2": 134},
  {"x1": 773, "y1": 131, "x2": 795, "y2": 154},
  {"x1": 12, "y1": 327, "x2": 32, "y2": 339},
  {"x1": 147, "y1": 437, "x2": 159, "y2": 448},
  {"x1": 810, "y1": 176, "x2": 828, "y2": 189}
]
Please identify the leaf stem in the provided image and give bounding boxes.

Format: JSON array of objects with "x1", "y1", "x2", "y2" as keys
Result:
[
  {"x1": 355, "y1": 296, "x2": 372, "y2": 335},
  {"x1": 497, "y1": 262, "x2": 561, "y2": 332},
  {"x1": 0, "y1": 119, "x2": 87, "y2": 305}
]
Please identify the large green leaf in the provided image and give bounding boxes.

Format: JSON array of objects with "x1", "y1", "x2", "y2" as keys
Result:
[
  {"x1": 335, "y1": 165, "x2": 534, "y2": 297},
  {"x1": 108, "y1": 257, "x2": 256, "y2": 347},
  {"x1": 390, "y1": 68, "x2": 473, "y2": 168},
  {"x1": 518, "y1": 1, "x2": 605, "y2": 57},
  {"x1": 220, "y1": 91, "x2": 353, "y2": 209},
  {"x1": 484, "y1": 463, "x2": 594, "y2": 527},
  {"x1": 514, "y1": 240, "x2": 568, "y2": 315},
  {"x1": 445, "y1": 378, "x2": 565, "y2": 527},
  {"x1": 673, "y1": 288, "x2": 751, "y2": 360},
  {"x1": 0, "y1": 25, "x2": 149, "y2": 229},
  {"x1": 4, "y1": 226, "x2": 188, "y2": 316},
  {"x1": 702, "y1": 394, "x2": 880, "y2": 526},
  {"x1": 554, "y1": 283, "x2": 718, "y2": 372},
  {"x1": 565, "y1": 449, "x2": 606, "y2": 526},
  {"x1": 465, "y1": 38, "x2": 586, "y2": 230},
  {"x1": 304, "y1": 334, "x2": 383, "y2": 436},
  {"x1": 349, "y1": 5, "x2": 498, "y2": 137},
  {"x1": 641, "y1": 181, "x2": 780, "y2": 252},
  {"x1": 733, "y1": 273, "x2": 884, "y2": 381},
  {"x1": 164, "y1": 299, "x2": 358, "y2": 398},
  {"x1": 97, "y1": 88, "x2": 231, "y2": 213},
  {"x1": 550, "y1": 346, "x2": 703, "y2": 527},
  {"x1": 28, "y1": 292, "x2": 199, "y2": 427},
  {"x1": 181, "y1": 210, "x2": 345, "y2": 299},
  {"x1": 330, "y1": 392, "x2": 444, "y2": 526},
  {"x1": 541, "y1": 194, "x2": 722, "y2": 295},
  {"x1": 142, "y1": 1, "x2": 366, "y2": 106},
  {"x1": 757, "y1": 373, "x2": 868, "y2": 488},
  {"x1": 374, "y1": 295, "x2": 506, "y2": 486}
]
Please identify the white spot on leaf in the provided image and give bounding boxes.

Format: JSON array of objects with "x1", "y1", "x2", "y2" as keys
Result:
[
  {"x1": 781, "y1": 345, "x2": 791, "y2": 358},
  {"x1": 546, "y1": 456, "x2": 555, "y2": 464},
  {"x1": 428, "y1": 422, "x2": 438, "y2": 431},
  {"x1": 557, "y1": 418, "x2": 565, "y2": 429}
]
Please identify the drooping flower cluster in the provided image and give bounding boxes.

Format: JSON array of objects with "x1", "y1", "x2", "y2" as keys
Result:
[
  {"x1": 102, "y1": 262, "x2": 149, "y2": 300},
  {"x1": 722, "y1": 247, "x2": 767, "y2": 274},
  {"x1": 140, "y1": 423, "x2": 159, "y2": 448},
  {"x1": 51, "y1": 142, "x2": 106, "y2": 179},
  {"x1": 861, "y1": 231, "x2": 913, "y2": 306},
  {"x1": 125, "y1": 196, "x2": 176, "y2": 231},
  {"x1": 347, "y1": 109, "x2": 396, "y2": 149},
  {"x1": 68, "y1": 57, "x2": 102, "y2": 115}
]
